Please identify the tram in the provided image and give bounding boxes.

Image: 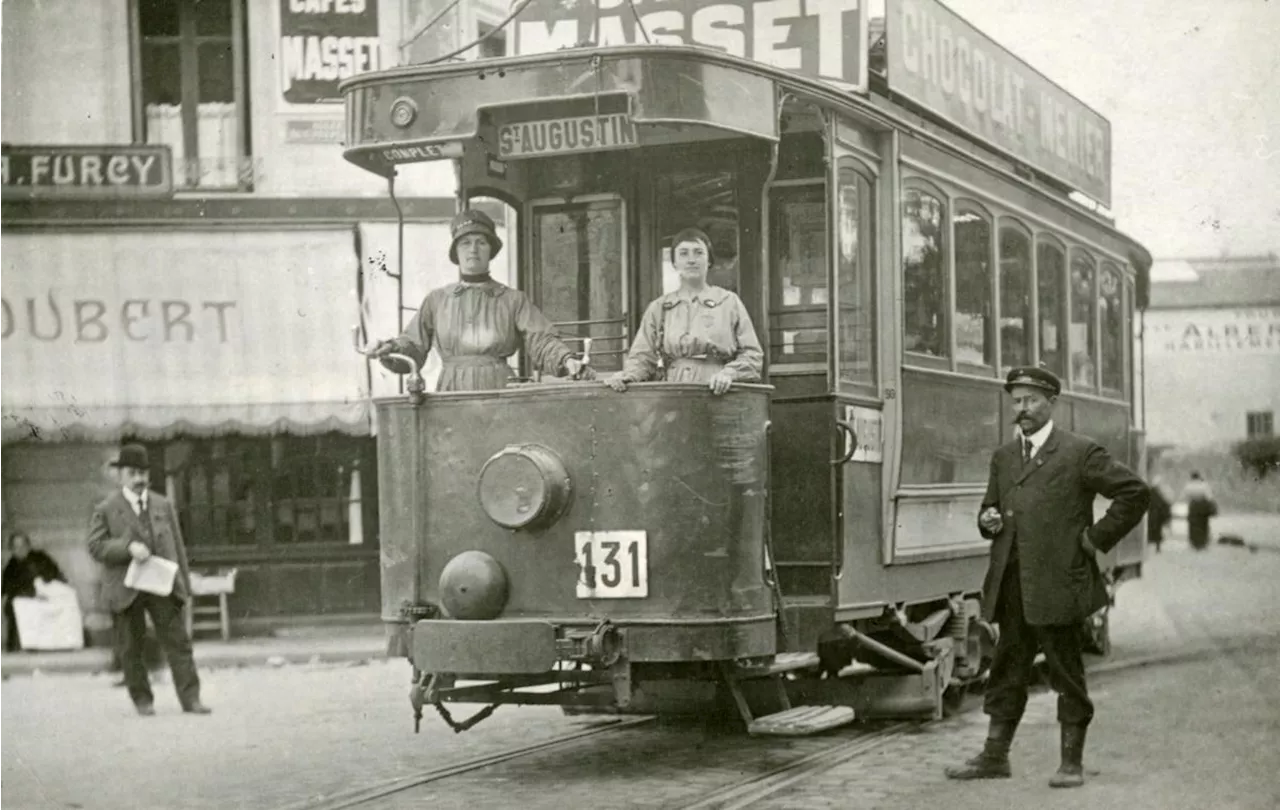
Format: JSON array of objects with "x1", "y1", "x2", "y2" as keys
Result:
[{"x1": 341, "y1": 0, "x2": 1152, "y2": 735}]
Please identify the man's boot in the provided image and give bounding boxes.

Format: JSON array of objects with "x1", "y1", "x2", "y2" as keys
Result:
[
  {"x1": 1048, "y1": 723, "x2": 1087, "y2": 788},
  {"x1": 945, "y1": 719, "x2": 1017, "y2": 779}
]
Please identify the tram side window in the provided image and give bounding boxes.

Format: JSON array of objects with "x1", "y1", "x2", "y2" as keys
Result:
[
  {"x1": 837, "y1": 160, "x2": 876, "y2": 388},
  {"x1": 902, "y1": 188, "x2": 947, "y2": 360},
  {"x1": 953, "y1": 207, "x2": 994, "y2": 371},
  {"x1": 768, "y1": 183, "x2": 828, "y2": 368},
  {"x1": 532, "y1": 200, "x2": 627, "y2": 372},
  {"x1": 657, "y1": 171, "x2": 741, "y2": 295},
  {"x1": 1099, "y1": 263, "x2": 1125, "y2": 394},
  {"x1": 998, "y1": 224, "x2": 1032, "y2": 371},
  {"x1": 1036, "y1": 241, "x2": 1067, "y2": 378},
  {"x1": 1070, "y1": 252, "x2": 1098, "y2": 390}
]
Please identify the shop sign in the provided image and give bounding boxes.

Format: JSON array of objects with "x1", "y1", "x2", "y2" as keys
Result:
[
  {"x1": 886, "y1": 0, "x2": 1112, "y2": 206},
  {"x1": 513, "y1": 0, "x2": 868, "y2": 91},
  {"x1": 498, "y1": 113, "x2": 637, "y2": 159},
  {"x1": 1, "y1": 145, "x2": 172, "y2": 199},
  {"x1": 1147, "y1": 308, "x2": 1280, "y2": 355},
  {"x1": 284, "y1": 117, "x2": 346, "y2": 143},
  {"x1": 280, "y1": 0, "x2": 381, "y2": 105}
]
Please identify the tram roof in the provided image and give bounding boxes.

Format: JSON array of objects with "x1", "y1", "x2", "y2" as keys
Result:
[{"x1": 339, "y1": 44, "x2": 1150, "y2": 283}]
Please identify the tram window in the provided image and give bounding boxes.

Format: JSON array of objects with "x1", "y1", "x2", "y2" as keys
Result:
[
  {"x1": 656, "y1": 171, "x2": 740, "y2": 295},
  {"x1": 900, "y1": 372, "x2": 1001, "y2": 485},
  {"x1": 1100, "y1": 263, "x2": 1125, "y2": 394},
  {"x1": 836, "y1": 160, "x2": 876, "y2": 387},
  {"x1": 532, "y1": 200, "x2": 627, "y2": 372},
  {"x1": 998, "y1": 225, "x2": 1032, "y2": 371},
  {"x1": 902, "y1": 188, "x2": 947, "y2": 360},
  {"x1": 1036, "y1": 241, "x2": 1067, "y2": 378},
  {"x1": 1070, "y1": 252, "x2": 1098, "y2": 390},
  {"x1": 767, "y1": 184, "x2": 828, "y2": 367},
  {"x1": 954, "y1": 208, "x2": 994, "y2": 371}
]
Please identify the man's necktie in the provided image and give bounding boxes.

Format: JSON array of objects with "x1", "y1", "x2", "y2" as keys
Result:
[{"x1": 1022, "y1": 438, "x2": 1033, "y2": 465}]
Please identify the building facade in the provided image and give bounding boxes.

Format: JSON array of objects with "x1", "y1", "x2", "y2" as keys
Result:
[
  {"x1": 1, "y1": 0, "x2": 511, "y2": 640},
  {"x1": 1143, "y1": 254, "x2": 1280, "y2": 451}
]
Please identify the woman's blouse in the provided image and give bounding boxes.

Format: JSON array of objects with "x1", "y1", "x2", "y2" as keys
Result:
[
  {"x1": 619, "y1": 286, "x2": 763, "y2": 383},
  {"x1": 388, "y1": 279, "x2": 572, "y2": 392}
]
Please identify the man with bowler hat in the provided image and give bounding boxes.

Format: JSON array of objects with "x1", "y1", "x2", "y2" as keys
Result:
[
  {"x1": 87, "y1": 444, "x2": 211, "y2": 716},
  {"x1": 945, "y1": 366, "x2": 1147, "y2": 787}
]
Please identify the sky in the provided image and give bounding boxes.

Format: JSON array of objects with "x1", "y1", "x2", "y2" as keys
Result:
[{"x1": 872, "y1": 0, "x2": 1280, "y2": 261}]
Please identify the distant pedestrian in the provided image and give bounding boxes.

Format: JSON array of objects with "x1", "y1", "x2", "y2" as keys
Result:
[
  {"x1": 86, "y1": 444, "x2": 211, "y2": 716},
  {"x1": 945, "y1": 367, "x2": 1148, "y2": 788},
  {"x1": 1181, "y1": 471, "x2": 1217, "y2": 551},
  {"x1": 1147, "y1": 478, "x2": 1173, "y2": 553},
  {"x1": 3, "y1": 531, "x2": 66, "y2": 652}
]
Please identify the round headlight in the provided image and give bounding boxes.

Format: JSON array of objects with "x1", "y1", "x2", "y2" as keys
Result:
[
  {"x1": 477, "y1": 444, "x2": 572, "y2": 530},
  {"x1": 389, "y1": 97, "x2": 418, "y2": 128}
]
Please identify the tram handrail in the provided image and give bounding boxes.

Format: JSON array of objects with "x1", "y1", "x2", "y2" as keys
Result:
[{"x1": 352, "y1": 325, "x2": 427, "y2": 404}]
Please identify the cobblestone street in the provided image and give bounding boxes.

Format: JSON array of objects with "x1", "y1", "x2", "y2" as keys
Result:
[{"x1": 4, "y1": 525, "x2": 1279, "y2": 810}]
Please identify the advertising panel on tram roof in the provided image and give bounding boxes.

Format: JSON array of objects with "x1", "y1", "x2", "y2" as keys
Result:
[
  {"x1": 886, "y1": 0, "x2": 1112, "y2": 207},
  {"x1": 512, "y1": 0, "x2": 869, "y2": 91}
]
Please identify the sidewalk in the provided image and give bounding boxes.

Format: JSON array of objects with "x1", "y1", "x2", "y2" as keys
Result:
[{"x1": 1, "y1": 623, "x2": 388, "y2": 678}]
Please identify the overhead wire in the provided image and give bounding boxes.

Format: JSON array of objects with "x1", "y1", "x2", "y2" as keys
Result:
[
  {"x1": 425, "y1": 0, "x2": 538, "y2": 65},
  {"x1": 400, "y1": 0, "x2": 467, "y2": 52},
  {"x1": 626, "y1": 0, "x2": 651, "y2": 43}
]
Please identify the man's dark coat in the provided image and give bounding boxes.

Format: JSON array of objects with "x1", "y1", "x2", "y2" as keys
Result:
[
  {"x1": 979, "y1": 427, "x2": 1149, "y2": 626},
  {"x1": 87, "y1": 490, "x2": 191, "y2": 613}
]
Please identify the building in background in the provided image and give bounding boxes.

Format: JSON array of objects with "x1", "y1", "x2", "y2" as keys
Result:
[
  {"x1": 1143, "y1": 254, "x2": 1279, "y2": 451},
  {"x1": 1, "y1": 0, "x2": 509, "y2": 641}
]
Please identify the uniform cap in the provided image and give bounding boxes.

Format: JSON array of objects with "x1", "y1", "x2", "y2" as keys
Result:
[
  {"x1": 448, "y1": 209, "x2": 503, "y2": 264},
  {"x1": 1003, "y1": 366, "x2": 1062, "y2": 396}
]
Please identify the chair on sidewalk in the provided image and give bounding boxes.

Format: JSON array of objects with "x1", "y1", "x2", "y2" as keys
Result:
[{"x1": 185, "y1": 569, "x2": 238, "y2": 642}]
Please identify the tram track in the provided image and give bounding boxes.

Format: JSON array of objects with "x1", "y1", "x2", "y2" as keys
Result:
[
  {"x1": 273, "y1": 645, "x2": 1225, "y2": 810},
  {"x1": 275, "y1": 715, "x2": 656, "y2": 810}
]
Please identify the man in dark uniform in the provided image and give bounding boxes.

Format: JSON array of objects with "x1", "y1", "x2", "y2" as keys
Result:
[
  {"x1": 945, "y1": 367, "x2": 1148, "y2": 788},
  {"x1": 87, "y1": 444, "x2": 211, "y2": 716}
]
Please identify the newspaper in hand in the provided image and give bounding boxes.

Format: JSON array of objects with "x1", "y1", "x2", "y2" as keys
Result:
[{"x1": 124, "y1": 555, "x2": 179, "y2": 597}]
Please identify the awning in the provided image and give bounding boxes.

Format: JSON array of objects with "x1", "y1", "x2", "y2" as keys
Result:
[{"x1": 2, "y1": 230, "x2": 369, "y2": 442}]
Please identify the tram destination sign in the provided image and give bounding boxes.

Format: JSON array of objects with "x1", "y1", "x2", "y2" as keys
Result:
[
  {"x1": 886, "y1": 0, "x2": 1112, "y2": 207},
  {"x1": 498, "y1": 114, "x2": 638, "y2": 159},
  {"x1": 512, "y1": 0, "x2": 869, "y2": 91},
  {"x1": 1, "y1": 145, "x2": 173, "y2": 199}
]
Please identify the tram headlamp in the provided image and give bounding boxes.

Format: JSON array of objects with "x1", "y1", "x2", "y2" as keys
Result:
[
  {"x1": 390, "y1": 97, "x2": 418, "y2": 129},
  {"x1": 477, "y1": 444, "x2": 572, "y2": 530}
]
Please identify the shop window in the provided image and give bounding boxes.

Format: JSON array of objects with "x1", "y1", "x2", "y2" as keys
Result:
[
  {"x1": 768, "y1": 183, "x2": 828, "y2": 368},
  {"x1": 1247, "y1": 411, "x2": 1274, "y2": 438},
  {"x1": 163, "y1": 435, "x2": 375, "y2": 549},
  {"x1": 953, "y1": 206, "x2": 993, "y2": 371},
  {"x1": 836, "y1": 159, "x2": 876, "y2": 388},
  {"x1": 1099, "y1": 263, "x2": 1125, "y2": 394},
  {"x1": 532, "y1": 199, "x2": 627, "y2": 373},
  {"x1": 998, "y1": 224, "x2": 1032, "y2": 371},
  {"x1": 902, "y1": 187, "x2": 947, "y2": 360},
  {"x1": 477, "y1": 22, "x2": 507, "y2": 59},
  {"x1": 135, "y1": 0, "x2": 251, "y2": 190},
  {"x1": 1036, "y1": 240, "x2": 1067, "y2": 379},
  {"x1": 1070, "y1": 252, "x2": 1098, "y2": 390}
]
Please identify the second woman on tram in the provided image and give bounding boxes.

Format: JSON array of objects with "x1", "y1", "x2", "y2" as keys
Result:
[
  {"x1": 370, "y1": 209, "x2": 589, "y2": 391},
  {"x1": 605, "y1": 227, "x2": 763, "y2": 395}
]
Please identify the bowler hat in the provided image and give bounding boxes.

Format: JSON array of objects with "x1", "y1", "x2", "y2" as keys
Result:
[
  {"x1": 448, "y1": 209, "x2": 503, "y2": 265},
  {"x1": 109, "y1": 443, "x2": 151, "y2": 471},
  {"x1": 1003, "y1": 366, "x2": 1062, "y2": 396}
]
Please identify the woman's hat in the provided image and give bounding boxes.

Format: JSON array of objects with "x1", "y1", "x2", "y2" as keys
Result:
[
  {"x1": 448, "y1": 209, "x2": 503, "y2": 265},
  {"x1": 1003, "y1": 366, "x2": 1062, "y2": 396},
  {"x1": 109, "y1": 443, "x2": 151, "y2": 471}
]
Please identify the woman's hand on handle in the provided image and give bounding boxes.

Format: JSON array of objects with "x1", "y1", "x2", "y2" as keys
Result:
[
  {"x1": 604, "y1": 373, "x2": 629, "y2": 393},
  {"x1": 709, "y1": 370, "x2": 734, "y2": 395}
]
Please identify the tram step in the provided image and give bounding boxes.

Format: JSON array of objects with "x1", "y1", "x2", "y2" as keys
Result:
[
  {"x1": 748, "y1": 705, "x2": 856, "y2": 737},
  {"x1": 734, "y1": 652, "x2": 821, "y2": 678}
]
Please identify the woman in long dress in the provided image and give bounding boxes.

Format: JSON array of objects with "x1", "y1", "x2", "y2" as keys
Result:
[
  {"x1": 371, "y1": 209, "x2": 589, "y2": 391},
  {"x1": 604, "y1": 228, "x2": 763, "y2": 394},
  {"x1": 1181, "y1": 471, "x2": 1217, "y2": 551}
]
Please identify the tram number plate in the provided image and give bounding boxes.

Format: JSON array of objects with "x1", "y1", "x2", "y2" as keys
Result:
[{"x1": 575, "y1": 531, "x2": 648, "y2": 599}]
